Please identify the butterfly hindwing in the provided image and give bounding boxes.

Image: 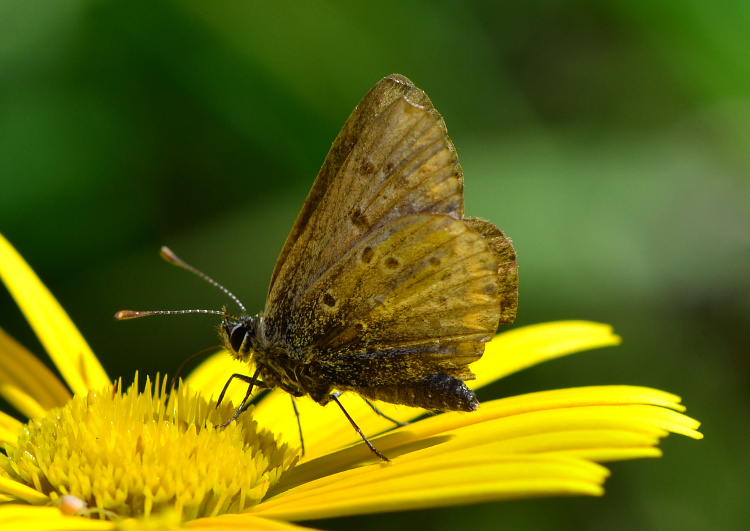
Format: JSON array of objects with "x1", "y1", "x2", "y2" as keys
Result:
[
  {"x1": 464, "y1": 218, "x2": 518, "y2": 324},
  {"x1": 284, "y1": 213, "x2": 501, "y2": 390}
]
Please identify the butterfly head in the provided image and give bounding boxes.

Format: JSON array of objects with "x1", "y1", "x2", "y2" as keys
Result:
[{"x1": 220, "y1": 313, "x2": 259, "y2": 362}]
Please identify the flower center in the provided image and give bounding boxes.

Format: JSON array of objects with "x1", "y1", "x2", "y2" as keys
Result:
[{"x1": 1, "y1": 375, "x2": 297, "y2": 522}]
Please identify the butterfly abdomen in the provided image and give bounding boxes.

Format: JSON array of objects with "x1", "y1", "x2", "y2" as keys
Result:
[{"x1": 356, "y1": 372, "x2": 479, "y2": 412}]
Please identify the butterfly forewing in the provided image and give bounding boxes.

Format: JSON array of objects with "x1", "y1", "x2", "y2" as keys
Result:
[
  {"x1": 268, "y1": 76, "x2": 460, "y2": 291},
  {"x1": 265, "y1": 76, "x2": 464, "y2": 329}
]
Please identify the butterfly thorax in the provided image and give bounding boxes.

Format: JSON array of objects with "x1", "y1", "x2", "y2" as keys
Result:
[{"x1": 220, "y1": 315, "x2": 332, "y2": 401}]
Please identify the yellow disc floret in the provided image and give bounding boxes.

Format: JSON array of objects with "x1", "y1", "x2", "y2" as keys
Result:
[{"x1": 0, "y1": 375, "x2": 297, "y2": 522}]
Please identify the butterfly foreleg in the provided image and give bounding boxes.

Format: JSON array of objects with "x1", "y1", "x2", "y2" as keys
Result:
[{"x1": 216, "y1": 368, "x2": 268, "y2": 427}]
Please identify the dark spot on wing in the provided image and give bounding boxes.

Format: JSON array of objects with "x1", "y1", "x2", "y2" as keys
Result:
[
  {"x1": 384, "y1": 256, "x2": 400, "y2": 269},
  {"x1": 361, "y1": 246, "x2": 374, "y2": 263},
  {"x1": 360, "y1": 160, "x2": 376, "y2": 175},
  {"x1": 429, "y1": 256, "x2": 441, "y2": 267},
  {"x1": 351, "y1": 208, "x2": 368, "y2": 228},
  {"x1": 322, "y1": 293, "x2": 336, "y2": 307},
  {"x1": 483, "y1": 283, "x2": 498, "y2": 295}
]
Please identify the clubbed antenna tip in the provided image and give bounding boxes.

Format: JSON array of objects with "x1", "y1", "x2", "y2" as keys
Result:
[{"x1": 114, "y1": 310, "x2": 144, "y2": 320}]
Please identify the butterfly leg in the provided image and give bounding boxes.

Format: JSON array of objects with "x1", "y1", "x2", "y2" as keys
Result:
[
  {"x1": 216, "y1": 368, "x2": 265, "y2": 427},
  {"x1": 290, "y1": 396, "x2": 306, "y2": 456},
  {"x1": 362, "y1": 397, "x2": 409, "y2": 427},
  {"x1": 330, "y1": 392, "x2": 390, "y2": 462}
]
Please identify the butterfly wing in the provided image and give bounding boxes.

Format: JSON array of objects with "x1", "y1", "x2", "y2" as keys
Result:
[{"x1": 261, "y1": 74, "x2": 517, "y2": 409}]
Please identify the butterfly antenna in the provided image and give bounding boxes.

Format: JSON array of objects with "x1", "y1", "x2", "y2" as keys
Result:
[
  {"x1": 114, "y1": 308, "x2": 242, "y2": 320},
  {"x1": 159, "y1": 246, "x2": 248, "y2": 314},
  {"x1": 114, "y1": 249, "x2": 246, "y2": 321}
]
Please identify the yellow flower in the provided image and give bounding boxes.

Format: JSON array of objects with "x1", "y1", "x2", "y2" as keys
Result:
[{"x1": 0, "y1": 233, "x2": 702, "y2": 530}]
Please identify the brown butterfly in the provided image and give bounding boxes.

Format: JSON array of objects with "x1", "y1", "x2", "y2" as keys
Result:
[{"x1": 117, "y1": 74, "x2": 518, "y2": 461}]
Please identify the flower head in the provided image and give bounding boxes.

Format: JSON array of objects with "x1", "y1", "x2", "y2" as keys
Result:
[
  {"x1": 0, "y1": 233, "x2": 701, "y2": 529},
  {"x1": 3, "y1": 374, "x2": 296, "y2": 521}
]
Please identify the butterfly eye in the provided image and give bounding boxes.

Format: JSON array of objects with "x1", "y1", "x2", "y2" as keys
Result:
[{"x1": 229, "y1": 324, "x2": 247, "y2": 353}]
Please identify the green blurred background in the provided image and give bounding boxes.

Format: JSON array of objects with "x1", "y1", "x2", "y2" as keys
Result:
[{"x1": 1, "y1": 1, "x2": 748, "y2": 530}]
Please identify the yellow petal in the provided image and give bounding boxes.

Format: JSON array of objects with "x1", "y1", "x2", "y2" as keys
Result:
[
  {"x1": 0, "y1": 327, "x2": 71, "y2": 412},
  {"x1": 0, "y1": 234, "x2": 109, "y2": 394},
  {"x1": 0, "y1": 476, "x2": 50, "y2": 505},
  {"x1": 0, "y1": 383, "x2": 46, "y2": 420},
  {"x1": 0, "y1": 410, "x2": 22, "y2": 446},
  {"x1": 0, "y1": 505, "x2": 113, "y2": 530},
  {"x1": 186, "y1": 513, "x2": 321, "y2": 530},
  {"x1": 386, "y1": 409, "x2": 669, "y2": 459},
  {"x1": 453, "y1": 429, "x2": 665, "y2": 462},
  {"x1": 371, "y1": 390, "x2": 702, "y2": 450},
  {"x1": 470, "y1": 321, "x2": 622, "y2": 387},
  {"x1": 483, "y1": 385, "x2": 688, "y2": 413},
  {"x1": 272, "y1": 385, "x2": 700, "y2": 486},
  {"x1": 252, "y1": 455, "x2": 606, "y2": 521}
]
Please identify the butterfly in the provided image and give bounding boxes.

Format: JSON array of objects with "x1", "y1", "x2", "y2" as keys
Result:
[{"x1": 117, "y1": 74, "x2": 518, "y2": 461}]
